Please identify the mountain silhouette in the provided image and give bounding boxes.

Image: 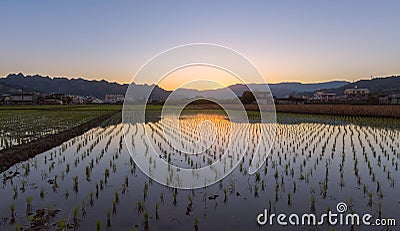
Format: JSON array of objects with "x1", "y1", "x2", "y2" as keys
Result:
[{"x1": 1, "y1": 73, "x2": 399, "y2": 100}]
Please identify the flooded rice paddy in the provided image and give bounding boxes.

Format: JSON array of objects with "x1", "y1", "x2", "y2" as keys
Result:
[{"x1": 0, "y1": 112, "x2": 399, "y2": 230}]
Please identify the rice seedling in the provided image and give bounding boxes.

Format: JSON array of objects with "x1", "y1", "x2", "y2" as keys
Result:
[
  {"x1": 223, "y1": 188, "x2": 227, "y2": 203},
  {"x1": 85, "y1": 166, "x2": 91, "y2": 182},
  {"x1": 137, "y1": 200, "x2": 145, "y2": 214},
  {"x1": 114, "y1": 191, "x2": 119, "y2": 204},
  {"x1": 13, "y1": 186, "x2": 18, "y2": 199},
  {"x1": 73, "y1": 206, "x2": 79, "y2": 220},
  {"x1": 255, "y1": 172, "x2": 260, "y2": 182},
  {"x1": 10, "y1": 204, "x2": 16, "y2": 222},
  {"x1": 107, "y1": 209, "x2": 111, "y2": 228},
  {"x1": 95, "y1": 184, "x2": 99, "y2": 198},
  {"x1": 143, "y1": 212, "x2": 149, "y2": 229},
  {"x1": 194, "y1": 217, "x2": 199, "y2": 231},
  {"x1": 39, "y1": 187, "x2": 45, "y2": 199},
  {"x1": 57, "y1": 218, "x2": 66, "y2": 231},
  {"x1": 143, "y1": 182, "x2": 148, "y2": 200},
  {"x1": 25, "y1": 196, "x2": 33, "y2": 215},
  {"x1": 124, "y1": 176, "x2": 129, "y2": 187},
  {"x1": 81, "y1": 200, "x2": 87, "y2": 218},
  {"x1": 104, "y1": 169, "x2": 110, "y2": 184},
  {"x1": 20, "y1": 179, "x2": 27, "y2": 193},
  {"x1": 99, "y1": 180, "x2": 104, "y2": 190},
  {"x1": 96, "y1": 220, "x2": 102, "y2": 231},
  {"x1": 73, "y1": 206, "x2": 80, "y2": 230},
  {"x1": 73, "y1": 176, "x2": 79, "y2": 193},
  {"x1": 378, "y1": 201, "x2": 382, "y2": 218},
  {"x1": 310, "y1": 196, "x2": 316, "y2": 213},
  {"x1": 112, "y1": 199, "x2": 117, "y2": 214},
  {"x1": 155, "y1": 201, "x2": 160, "y2": 220},
  {"x1": 173, "y1": 188, "x2": 178, "y2": 206},
  {"x1": 368, "y1": 192, "x2": 373, "y2": 207},
  {"x1": 64, "y1": 188, "x2": 70, "y2": 200},
  {"x1": 89, "y1": 192, "x2": 94, "y2": 207}
]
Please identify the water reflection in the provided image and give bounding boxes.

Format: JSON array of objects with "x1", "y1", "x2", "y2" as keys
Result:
[{"x1": 0, "y1": 112, "x2": 399, "y2": 231}]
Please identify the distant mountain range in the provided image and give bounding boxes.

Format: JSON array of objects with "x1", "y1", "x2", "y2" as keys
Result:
[
  {"x1": 322, "y1": 75, "x2": 400, "y2": 95},
  {"x1": 168, "y1": 81, "x2": 350, "y2": 100},
  {"x1": 0, "y1": 73, "x2": 169, "y2": 100},
  {"x1": 1, "y1": 73, "x2": 399, "y2": 100}
]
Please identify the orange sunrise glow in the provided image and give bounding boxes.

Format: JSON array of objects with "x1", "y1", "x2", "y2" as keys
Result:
[{"x1": 158, "y1": 65, "x2": 243, "y2": 91}]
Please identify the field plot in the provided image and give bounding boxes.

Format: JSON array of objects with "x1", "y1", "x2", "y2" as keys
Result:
[
  {"x1": 0, "y1": 111, "x2": 399, "y2": 230},
  {"x1": 0, "y1": 105, "x2": 121, "y2": 150}
]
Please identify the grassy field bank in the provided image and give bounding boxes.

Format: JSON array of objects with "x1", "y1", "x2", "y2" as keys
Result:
[{"x1": 273, "y1": 104, "x2": 400, "y2": 118}]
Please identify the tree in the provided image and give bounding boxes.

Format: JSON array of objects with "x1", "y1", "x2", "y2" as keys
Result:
[{"x1": 241, "y1": 91, "x2": 255, "y2": 104}]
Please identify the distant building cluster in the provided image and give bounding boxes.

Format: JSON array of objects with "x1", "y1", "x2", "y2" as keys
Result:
[
  {"x1": 104, "y1": 94, "x2": 124, "y2": 104},
  {"x1": 378, "y1": 94, "x2": 400, "y2": 105},
  {"x1": 306, "y1": 87, "x2": 370, "y2": 103},
  {"x1": 252, "y1": 91, "x2": 275, "y2": 104},
  {"x1": 0, "y1": 92, "x2": 125, "y2": 105},
  {"x1": 274, "y1": 87, "x2": 373, "y2": 104}
]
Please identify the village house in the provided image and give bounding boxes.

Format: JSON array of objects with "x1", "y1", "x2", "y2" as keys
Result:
[{"x1": 344, "y1": 87, "x2": 369, "y2": 101}]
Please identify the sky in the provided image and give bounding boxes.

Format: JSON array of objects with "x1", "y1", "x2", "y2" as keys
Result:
[{"x1": 0, "y1": 0, "x2": 399, "y2": 89}]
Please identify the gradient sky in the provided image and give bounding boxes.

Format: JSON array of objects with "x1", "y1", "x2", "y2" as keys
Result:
[{"x1": 1, "y1": 0, "x2": 399, "y2": 88}]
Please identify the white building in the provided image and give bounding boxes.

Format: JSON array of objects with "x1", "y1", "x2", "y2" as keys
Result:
[
  {"x1": 311, "y1": 90, "x2": 337, "y2": 102},
  {"x1": 91, "y1": 98, "x2": 104, "y2": 104}
]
